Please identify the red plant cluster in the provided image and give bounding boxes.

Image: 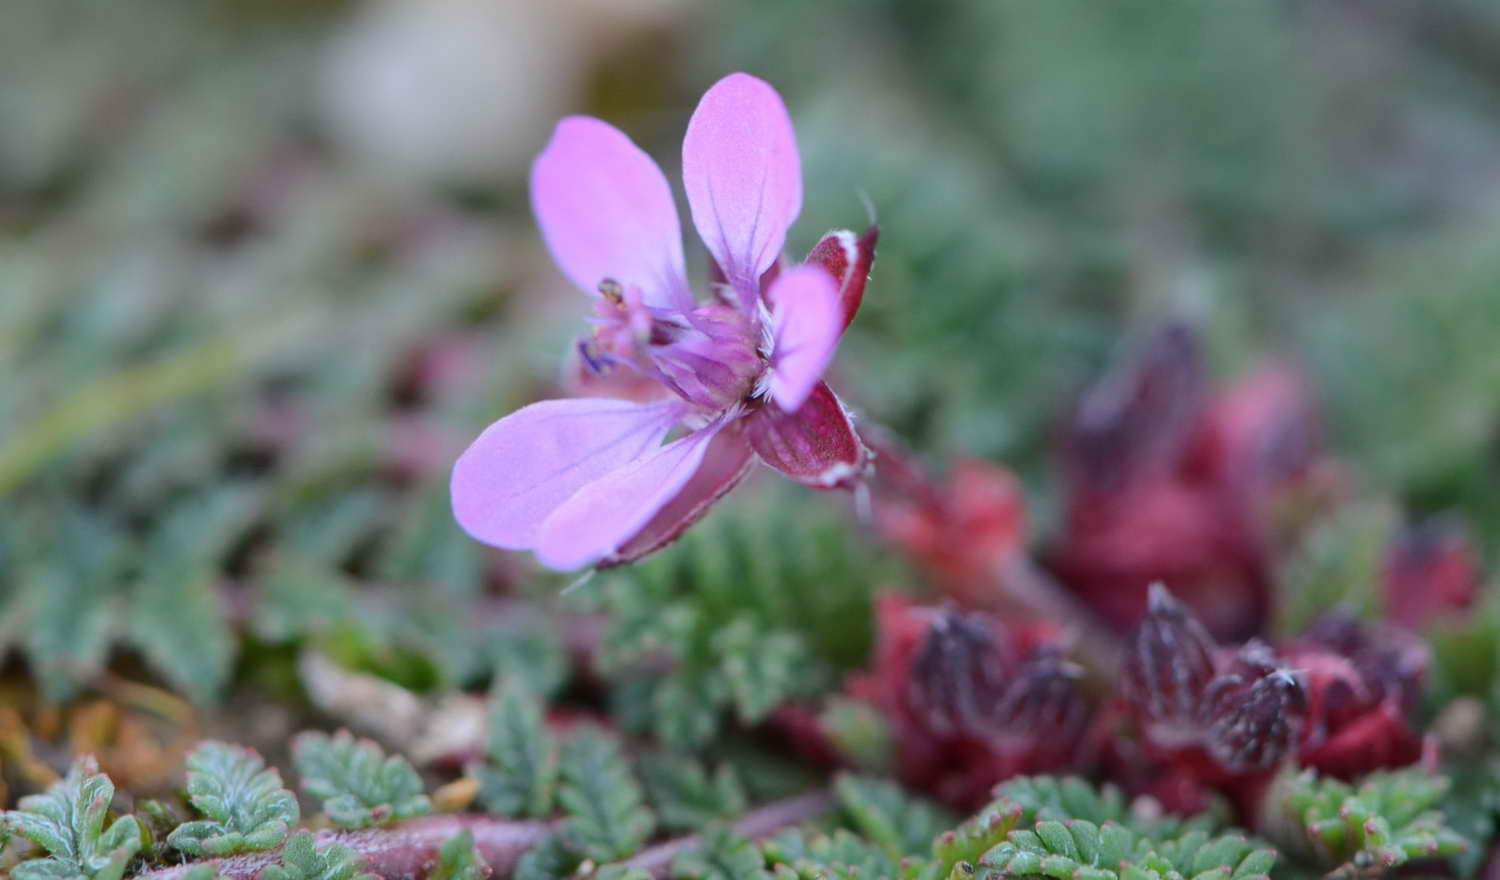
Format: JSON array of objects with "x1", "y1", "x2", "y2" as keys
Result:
[
  {"x1": 1048, "y1": 324, "x2": 1328, "y2": 641},
  {"x1": 846, "y1": 597, "x2": 1090, "y2": 807},
  {"x1": 824, "y1": 322, "x2": 1481, "y2": 819}
]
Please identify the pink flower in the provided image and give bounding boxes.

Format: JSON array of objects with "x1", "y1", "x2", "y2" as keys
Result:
[{"x1": 451, "y1": 74, "x2": 876, "y2": 570}]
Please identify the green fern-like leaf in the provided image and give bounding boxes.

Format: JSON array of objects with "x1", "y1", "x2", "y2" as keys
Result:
[
  {"x1": 513, "y1": 834, "x2": 582, "y2": 880},
  {"x1": 486, "y1": 621, "x2": 569, "y2": 700},
  {"x1": 834, "y1": 773, "x2": 955, "y2": 861},
  {"x1": 474, "y1": 679, "x2": 557, "y2": 819},
  {"x1": 762, "y1": 828, "x2": 898, "y2": 880},
  {"x1": 292, "y1": 730, "x2": 432, "y2": 829},
  {"x1": 1274, "y1": 768, "x2": 1469, "y2": 871},
  {"x1": 1, "y1": 756, "x2": 142, "y2": 880},
  {"x1": 712, "y1": 619, "x2": 809, "y2": 724},
  {"x1": 996, "y1": 777, "x2": 1131, "y2": 827},
  {"x1": 674, "y1": 827, "x2": 772, "y2": 880},
  {"x1": 980, "y1": 821, "x2": 1275, "y2": 880},
  {"x1": 167, "y1": 740, "x2": 299, "y2": 856},
  {"x1": 259, "y1": 830, "x2": 377, "y2": 880},
  {"x1": 127, "y1": 485, "x2": 260, "y2": 704},
  {"x1": 902, "y1": 797, "x2": 1024, "y2": 880},
  {"x1": 557, "y1": 726, "x2": 656, "y2": 862},
  {"x1": 431, "y1": 830, "x2": 490, "y2": 880},
  {"x1": 640, "y1": 754, "x2": 748, "y2": 833},
  {"x1": 995, "y1": 776, "x2": 1227, "y2": 840}
]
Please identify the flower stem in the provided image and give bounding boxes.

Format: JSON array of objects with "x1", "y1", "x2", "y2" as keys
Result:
[{"x1": 133, "y1": 790, "x2": 834, "y2": 880}]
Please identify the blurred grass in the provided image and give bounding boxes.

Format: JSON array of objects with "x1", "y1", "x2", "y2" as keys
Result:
[{"x1": 2, "y1": 0, "x2": 1500, "y2": 706}]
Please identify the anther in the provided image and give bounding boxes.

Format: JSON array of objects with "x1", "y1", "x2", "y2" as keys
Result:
[{"x1": 598, "y1": 278, "x2": 624, "y2": 304}]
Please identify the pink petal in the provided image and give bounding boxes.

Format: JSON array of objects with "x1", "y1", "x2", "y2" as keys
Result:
[
  {"x1": 450, "y1": 398, "x2": 681, "y2": 550},
  {"x1": 531, "y1": 117, "x2": 689, "y2": 309},
  {"x1": 682, "y1": 73, "x2": 802, "y2": 303},
  {"x1": 535, "y1": 422, "x2": 727, "y2": 570},
  {"x1": 803, "y1": 225, "x2": 878, "y2": 332},
  {"x1": 606, "y1": 422, "x2": 756, "y2": 566},
  {"x1": 748, "y1": 382, "x2": 870, "y2": 489},
  {"x1": 767, "y1": 265, "x2": 842, "y2": 412}
]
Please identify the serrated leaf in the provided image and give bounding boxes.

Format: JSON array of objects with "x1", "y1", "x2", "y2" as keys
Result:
[
  {"x1": 486, "y1": 622, "x2": 569, "y2": 700},
  {"x1": 995, "y1": 777, "x2": 1130, "y2": 827},
  {"x1": 834, "y1": 774, "x2": 954, "y2": 861},
  {"x1": 673, "y1": 827, "x2": 772, "y2": 880},
  {"x1": 513, "y1": 834, "x2": 582, "y2": 880},
  {"x1": 1275, "y1": 768, "x2": 1468, "y2": 871},
  {"x1": 474, "y1": 679, "x2": 557, "y2": 819},
  {"x1": 292, "y1": 730, "x2": 431, "y2": 829},
  {"x1": 650, "y1": 671, "x2": 729, "y2": 751},
  {"x1": 557, "y1": 726, "x2": 656, "y2": 862},
  {"x1": 167, "y1": 740, "x2": 299, "y2": 856},
  {"x1": 763, "y1": 828, "x2": 897, "y2": 880},
  {"x1": 712, "y1": 619, "x2": 809, "y2": 724},
  {"x1": 432, "y1": 830, "x2": 490, "y2": 880},
  {"x1": 259, "y1": 830, "x2": 377, "y2": 880},
  {"x1": 2, "y1": 756, "x2": 141, "y2": 880},
  {"x1": 640, "y1": 754, "x2": 748, "y2": 833},
  {"x1": 979, "y1": 819, "x2": 1274, "y2": 880}
]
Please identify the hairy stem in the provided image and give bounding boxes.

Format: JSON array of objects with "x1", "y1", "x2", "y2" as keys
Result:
[
  {"x1": 136, "y1": 816, "x2": 552, "y2": 880},
  {"x1": 134, "y1": 790, "x2": 833, "y2": 880}
]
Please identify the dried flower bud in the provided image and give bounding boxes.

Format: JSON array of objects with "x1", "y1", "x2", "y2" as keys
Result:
[
  {"x1": 1068, "y1": 322, "x2": 1204, "y2": 494},
  {"x1": 909, "y1": 608, "x2": 1010, "y2": 737},
  {"x1": 994, "y1": 646, "x2": 1090, "y2": 761},
  {"x1": 1205, "y1": 666, "x2": 1305, "y2": 773},
  {"x1": 1122, "y1": 584, "x2": 1217, "y2": 728}
]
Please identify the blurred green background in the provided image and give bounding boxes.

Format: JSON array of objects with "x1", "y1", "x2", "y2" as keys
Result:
[{"x1": 3, "y1": 0, "x2": 1499, "y2": 707}]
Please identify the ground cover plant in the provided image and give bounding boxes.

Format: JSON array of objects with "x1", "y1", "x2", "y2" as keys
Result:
[{"x1": 5, "y1": 2, "x2": 1500, "y2": 879}]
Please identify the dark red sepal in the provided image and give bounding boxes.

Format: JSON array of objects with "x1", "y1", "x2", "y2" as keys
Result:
[
  {"x1": 803, "y1": 225, "x2": 877, "y2": 331},
  {"x1": 747, "y1": 382, "x2": 870, "y2": 489}
]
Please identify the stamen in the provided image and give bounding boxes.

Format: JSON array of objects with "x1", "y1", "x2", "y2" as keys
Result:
[
  {"x1": 598, "y1": 277, "x2": 624, "y2": 304},
  {"x1": 577, "y1": 338, "x2": 612, "y2": 374}
]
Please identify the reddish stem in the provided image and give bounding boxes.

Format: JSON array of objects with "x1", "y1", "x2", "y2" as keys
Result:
[
  {"x1": 136, "y1": 815, "x2": 551, "y2": 880},
  {"x1": 134, "y1": 790, "x2": 833, "y2": 880},
  {"x1": 623, "y1": 789, "x2": 835, "y2": 876}
]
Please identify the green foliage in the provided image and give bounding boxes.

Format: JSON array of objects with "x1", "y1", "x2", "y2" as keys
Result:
[
  {"x1": 1273, "y1": 501, "x2": 1396, "y2": 637},
  {"x1": 513, "y1": 834, "x2": 582, "y2": 880},
  {"x1": 432, "y1": 830, "x2": 489, "y2": 880},
  {"x1": 816, "y1": 697, "x2": 894, "y2": 772},
  {"x1": 1, "y1": 756, "x2": 142, "y2": 880},
  {"x1": 292, "y1": 730, "x2": 432, "y2": 829},
  {"x1": 259, "y1": 830, "x2": 377, "y2": 880},
  {"x1": 590, "y1": 490, "x2": 898, "y2": 750},
  {"x1": 474, "y1": 678, "x2": 558, "y2": 819},
  {"x1": 834, "y1": 774, "x2": 955, "y2": 861},
  {"x1": 168, "y1": 740, "x2": 299, "y2": 856},
  {"x1": 486, "y1": 621, "x2": 569, "y2": 701},
  {"x1": 674, "y1": 828, "x2": 772, "y2": 880},
  {"x1": 557, "y1": 727, "x2": 656, "y2": 862},
  {"x1": 762, "y1": 828, "x2": 897, "y2": 880},
  {"x1": 640, "y1": 754, "x2": 749, "y2": 833},
  {"x1": 996, "y1": 777, "x2": 1131, "y2": 828},
  {"x1": 903, "y1": 798, "x2": 1025, "y2": 880},
  {"x1": 981, "y1": 821, "x2": 1275, "y2": 880},
  {"x1": 180, "y1": 866, "x2": 224, "y2": 880},
  {"x1": 995, "y1": 777, "x2": 1226, "y2": 840},
  {"x1": 1272, "y1": 768, "x2": 1469, "y2": 871}
]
